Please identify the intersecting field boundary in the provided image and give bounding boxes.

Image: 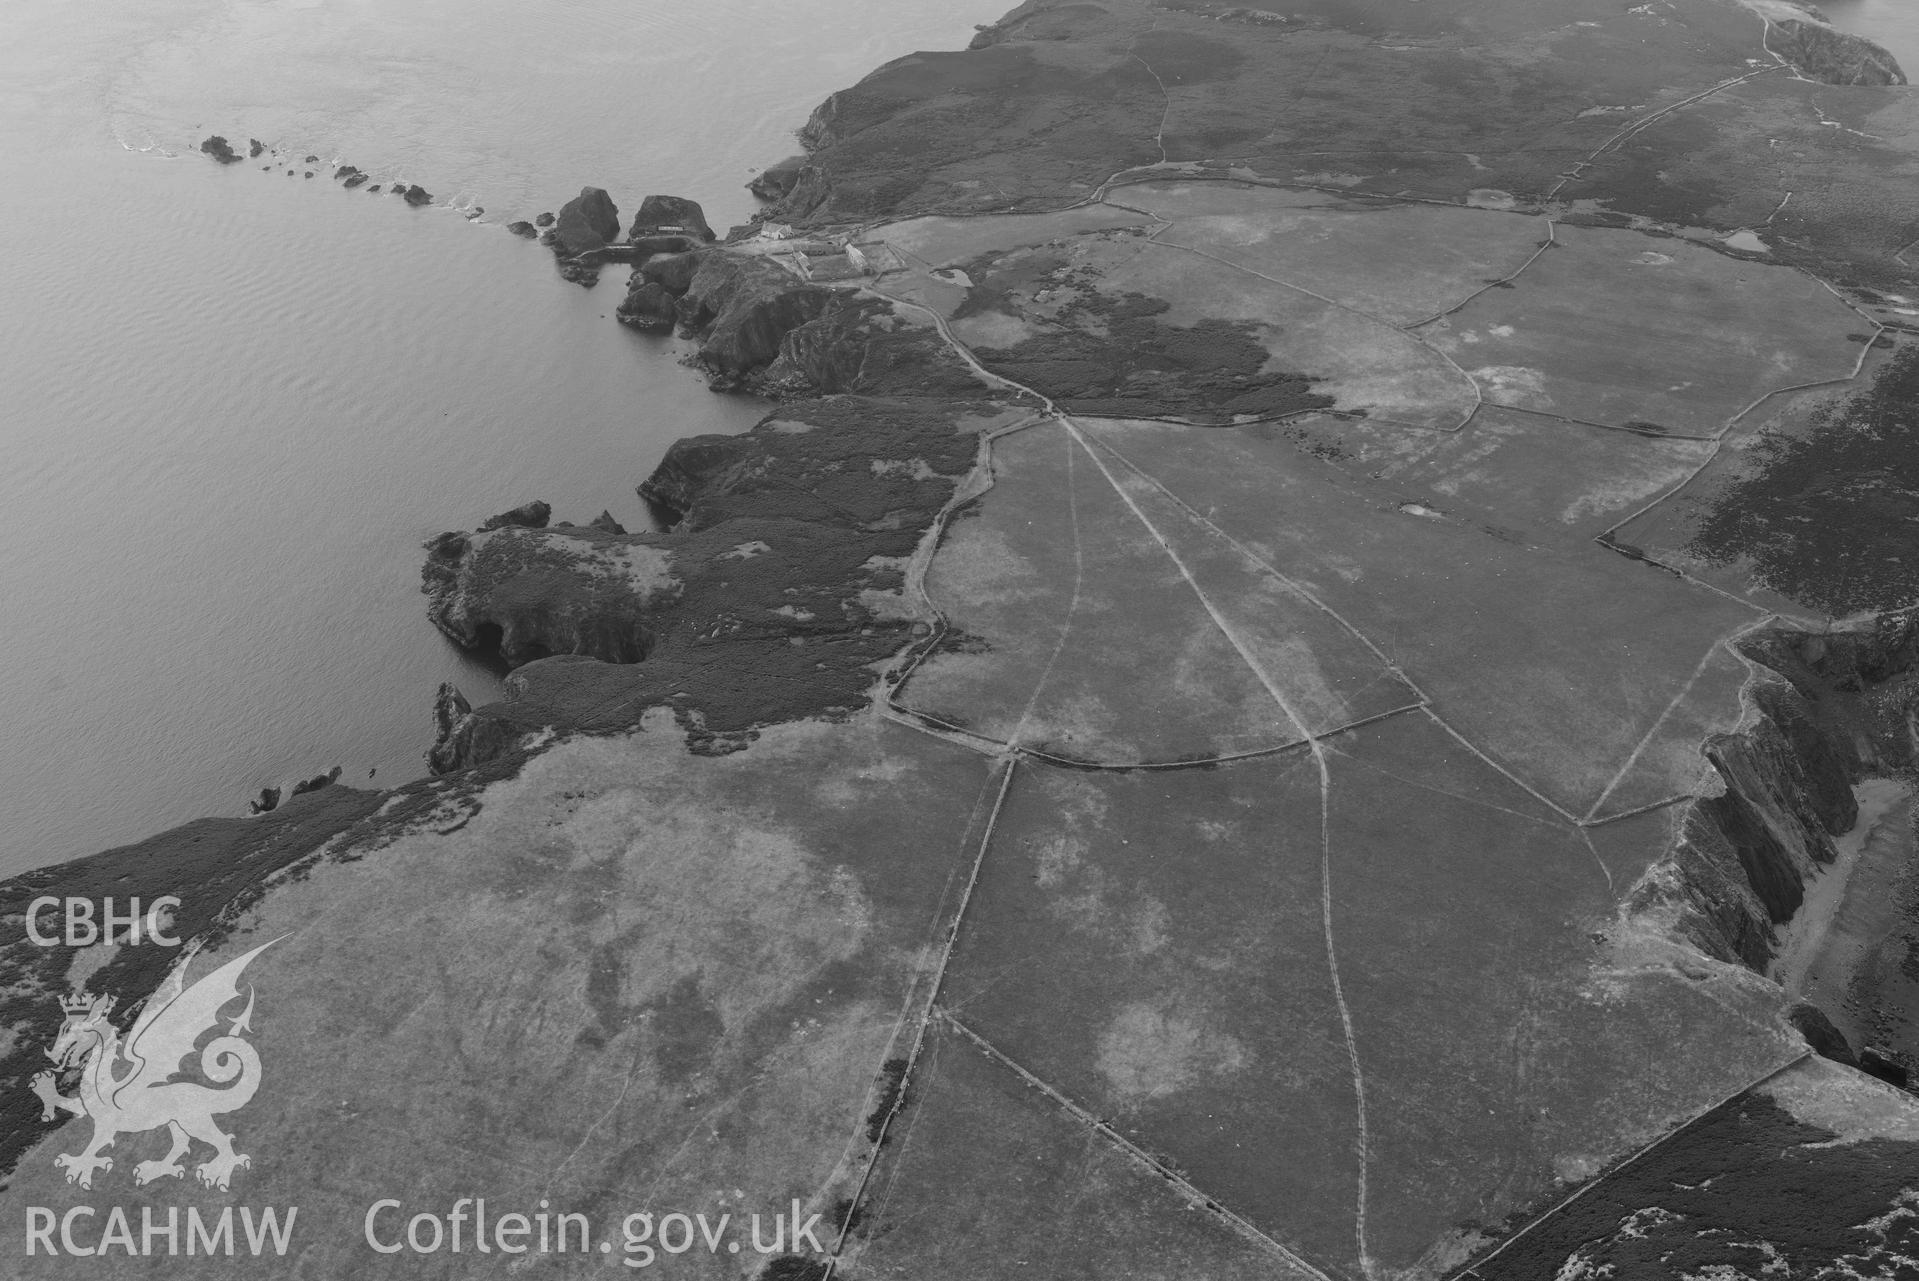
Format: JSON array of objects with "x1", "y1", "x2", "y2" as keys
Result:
[
  {"x1": 821, "y1": 758, "x2": 1017, "y2": 1281},
  {"x1": 801, "y1": 36, "x2": 1904, "y2": 1273},
  {"x1": 939, "y1": 1012, "x2": 1339, "y2": 1281},
  {"x1": 1445, "y1": 1051, "x2": 1815, "y2": 1281},
  {"x1": 831, "y1": 209, "x2": 1877, "y2": 1279}
]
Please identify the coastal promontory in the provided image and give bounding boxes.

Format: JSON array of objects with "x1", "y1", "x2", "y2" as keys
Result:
[{"x1": 10, "y1": 2, "x2": 1919, "y2": 1277}]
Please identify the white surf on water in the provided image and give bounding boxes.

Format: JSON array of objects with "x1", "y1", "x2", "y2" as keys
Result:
[{"x1": 0, "y1": 0, "x2": 1007, "y2": 874}]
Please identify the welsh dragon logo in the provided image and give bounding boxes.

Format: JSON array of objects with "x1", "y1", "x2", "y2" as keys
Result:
[{"x1": 32, "y1": 937, "x2": 281, "y2": 1191}]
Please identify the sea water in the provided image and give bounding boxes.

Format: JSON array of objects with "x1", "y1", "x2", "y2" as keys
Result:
[
  {"x1": 0, "y1": 0, "x2": 1006, "y2": 873},
  {"x1": 1819, "y1": 0, "x2": 1919, "y2": 71}
]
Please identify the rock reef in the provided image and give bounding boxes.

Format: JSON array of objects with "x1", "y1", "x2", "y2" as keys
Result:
[
  {"x1": 197, "y1": 135, "x2": 241, "y2": 164},
  {"x1": 535, "y1": 188, "x2": 721, "y2": 288},
  {"x1": 477, "y1": 499, "x2": 551, "y2": 531},
  {"x1": 542, "y1": 186, "x2": 621, "y2": 285},
  {"x1": 748, "y1": 154, "x2": 807, "y2": 202},
  {"x1": 630, "y1": 193, "x2": 715, "y2": 242},
  {"x1": 550, "y1": 185, "x2": 620, "y2": 255}
]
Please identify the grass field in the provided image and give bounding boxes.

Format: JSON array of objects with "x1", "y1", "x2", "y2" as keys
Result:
[
  {"x1": 2, "y1": 719, "x2": 998, "y2": 1280},
  {"x1": 1077, "y1": 418, "x2": 1758, "y2": 814},
  {"x1": 848, "y1": 1022, "x2": 1310, "y2": 1281},
  {"x1": 933, "y1": 723, "x2": 1797, "y2": 1279},
  {"x1": 900, "y1": 421, "x2": 1421, "y2": 763},
  {"x1": 1583, "y1": 640, "x2": 1753, "y2": 822},
  {"x1": 935, "y1": 755, "x2": 1367, "y2": 1274},
  {"x1": 1277, "y1": 405, "x2": 1719, "y2": 549},
  {"x1": 1132, "y1": 181, "x2": 1551, "y2": 326},
  {"x1": 1419, "y1": 224, "x2": 1863, "y2": 434},
  {"x1": 866, "y1": 206, "x2": 1156, "y2": 271},
  {"x1": 945, "y1": 229, "x2": 1477, "y2": 426}
]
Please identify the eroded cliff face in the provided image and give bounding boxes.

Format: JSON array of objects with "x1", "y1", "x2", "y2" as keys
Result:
[
  {"x1": 684, "y1": 263, "x2": 836, "y2": 380},
  {"x1": 1634, "y1": 611, "x2": 1919, "y2": 973},
  {"x1": 619, "y1": 244, "x2": 988, "y2": 398},
  {"x1": 1772, "y1": 17, "x2": 1906, "y2": 83},
  {"x1": 422, "y1": 526, "x2": 674, "y2": 666}
]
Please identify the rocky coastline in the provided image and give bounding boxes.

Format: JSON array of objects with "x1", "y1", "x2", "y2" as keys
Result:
[
  {"x1": 1633, "y1": 610, "x2": 1919, "y2": 1075},
  {"x1": 8, "y1": 1, "x2": 1919, "y2": 1276}
]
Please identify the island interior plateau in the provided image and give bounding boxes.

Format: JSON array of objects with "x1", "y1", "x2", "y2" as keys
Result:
[{"x1": 6, "y1": 0, "x2": 1919, "y2": 1277}]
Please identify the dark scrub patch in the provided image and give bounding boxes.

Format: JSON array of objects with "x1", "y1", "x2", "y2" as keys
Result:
[
  {"x1": 578, "y1": 926, "x2": 648, "y2": 1050},
  {"x1": 865, "y1": 1056, "x2": 911, "y2": 1142},
  {"x1": 1563, "y1": 111, "x2": 1736, "y2": 229},
  {"x1": 951, "y1": 248, "x2": 1073, "y2": 322},
  {"x1": 644, "y1": 973, "x2": 726, "y2": 1082},
  {"x1": 647, "y1": 395, "x2": 993, "y2": 533},
  {"x1": 425, "y1": 393, "x2": 1010, "y2": 765},
  {"x1": 772, "y1": 43, "x2": 1164, "y2": 223},
  {"x1": 1469, "y1": 1091, "x2": 1919, "y2": 1279},
  {"x1": 1686, "y1": 345, "x2": 1919, "y2": 616},
  {"x1": 763, "y1": 294, "x2": 996, "y2": 401},
  {"x1": 768, "y1": 0, "x2": 1917, "y2": 290},
  {"x1": 969, "y1": 287, "x2": 1332, "y2": 422},
  {"x1": 1130, "y1": 30, "x2": 1247, "y2": 84}
]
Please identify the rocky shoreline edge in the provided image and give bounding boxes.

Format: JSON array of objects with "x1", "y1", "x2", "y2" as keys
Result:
[{"x1": 5, "y1": 0, "x2": 1918, "y2": 1274}]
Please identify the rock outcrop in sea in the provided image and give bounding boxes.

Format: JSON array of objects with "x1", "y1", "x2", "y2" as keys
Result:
[
  {"x1": 543, "y1": 186, "x2": 622, "y2": 286},
  {"x1": 630, "y1": 194, "x2": 716, "y2": 243},
  {"x1": 550, "y1": 186, "x2": 621, "y2": 254},
  {"x1": 478, "y1": 499, "x2": 551, "y2": 531},
  {"x1": 748, "y1": 154, "x2": 807, "y2": 202}
]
